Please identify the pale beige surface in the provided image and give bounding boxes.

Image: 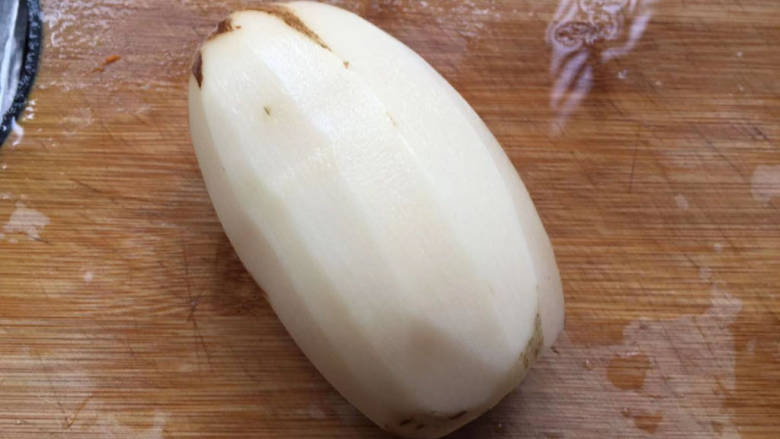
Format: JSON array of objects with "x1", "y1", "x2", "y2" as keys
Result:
[{"x1": 0, "y1": 0, "x2": 778, "y2": 438}]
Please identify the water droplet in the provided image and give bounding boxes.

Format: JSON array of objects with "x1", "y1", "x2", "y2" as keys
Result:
[
  {"x1": 547, "y1": 0, "x2": 656, "y2": 129},
  {"x1": 633, "y1": 412, "x2": 663, "y2": 433},
  {"x1": 607, "y1": 352, "x2": 651, "y2": 391}
]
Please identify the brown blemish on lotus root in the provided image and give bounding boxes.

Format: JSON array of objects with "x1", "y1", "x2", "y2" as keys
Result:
[
  {"x1": 254, "y1": 4, "x2": 331, "y2": 50},
  {"x1": 209, "y1": 18, "x2": 234, "y2": 40},
  {"x1": 192, "y1": 52, "x2": 203, "y2": 88},
  {"x1": 449, "y1": 410, "x2": 467, "y2": 420},
  {"x1": 387, "y1": 112, "x2": 398, "y2": 127},
  {"x1": 519, "y1": 314, "x2": 544, "y2": 371}
]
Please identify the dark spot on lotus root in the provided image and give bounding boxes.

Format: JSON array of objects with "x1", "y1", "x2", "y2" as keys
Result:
[
  {"x1": 449, "y1": 410, "x2": 467, "y2": 420},
  {"x1": 254, "y1": 4, "x2": 330, "y2": 50},
  {"x1": 192, "y1": 52, "x2": 203, "y2": 87},
  {"x1": 209, "y1": 18, "x2": 234, "y2": 39},
  {"x1": 387, "y1": 112, "x2": 398, "y2": 127}
]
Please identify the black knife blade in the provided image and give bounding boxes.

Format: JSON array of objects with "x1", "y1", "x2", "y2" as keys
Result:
[{"x1": 0, "y1": 0, "x2": 41, "y2": 147}]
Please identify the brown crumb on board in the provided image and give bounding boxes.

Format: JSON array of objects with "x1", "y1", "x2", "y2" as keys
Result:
[{"x1": 92, "y1": 54, "x2": 122, "y2": 73}]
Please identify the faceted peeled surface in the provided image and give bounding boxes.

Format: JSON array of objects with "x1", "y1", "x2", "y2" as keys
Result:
[{"x1": 190, "y1": 3, "x2": 560, "y2": 436}]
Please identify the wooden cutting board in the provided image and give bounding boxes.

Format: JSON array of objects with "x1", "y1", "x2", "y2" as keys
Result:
[{"x1": 1, "y1": 0, "x2": 778, "y2": 437}]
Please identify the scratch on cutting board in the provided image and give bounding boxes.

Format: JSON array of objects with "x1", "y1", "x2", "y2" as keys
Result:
[
  {"x1": 179, "y1": 238, "x2": 212, "y2": 371},
  {"x1": 34, "y1": 350, "x2": 68, "y2": 418},
  {"x1": 628, "y1": 123, "x2": 642, "y2": 193},
  {"x1": 3, "y1": 202, "x2": 50, "y2": 241},
  {"x1": 694, "y1": 125, "x2": 748, "y2": 184},
  {"x1": 65, "y1": 394, "x2": 92, "y2": 429}
]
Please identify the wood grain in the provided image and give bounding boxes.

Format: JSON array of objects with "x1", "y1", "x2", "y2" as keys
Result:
[{"x1": 0, "y1": 0, "x2": 778, "y2": 437}]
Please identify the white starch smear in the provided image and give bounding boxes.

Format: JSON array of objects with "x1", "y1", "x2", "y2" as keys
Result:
[{"x1": 3, "y1": 201, "x2": 50, "y2": 240}]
